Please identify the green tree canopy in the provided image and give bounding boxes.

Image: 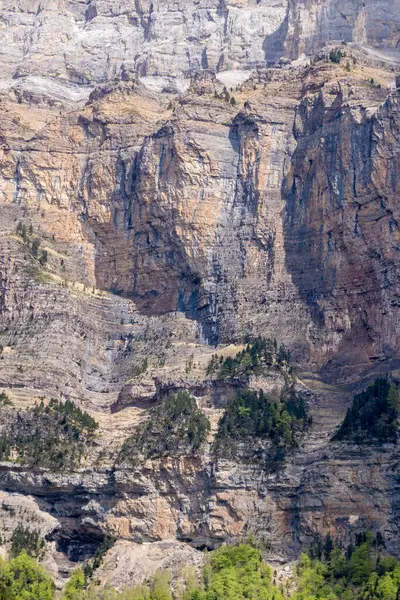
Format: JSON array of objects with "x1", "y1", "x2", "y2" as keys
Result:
[{"x1": 0, "y1": 552, "x2": 54, "y2": 600}]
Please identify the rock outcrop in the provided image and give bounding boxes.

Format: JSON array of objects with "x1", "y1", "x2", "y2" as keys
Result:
[
  {"x1": 96, "y1": 540, "x2": 205, "y2": 591},
  {"x1": 1, "y1": 56, "x2": 399, "y2": 384},
  {"x1": 0, "y1": 0, "x2": 400, "y2": 586},
  {"x1": 1, "y1": 0, "x2": 400, "y2": 91}
]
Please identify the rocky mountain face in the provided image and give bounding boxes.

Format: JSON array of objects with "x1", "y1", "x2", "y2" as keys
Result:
[
  {"x1": 0, "y1": 0, "x2": 400, "y2": 590},
  {"x1": 3, "y1": 0, "x2": 400, "y2": 84}
]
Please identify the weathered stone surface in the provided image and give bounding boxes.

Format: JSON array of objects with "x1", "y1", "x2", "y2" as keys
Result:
[
  {"x1": 1, "y1": 384, "x2": 399, "y2": 562},
  {"x1": 96, "y1": 539, "x2": 205, "y2": 591},
  {"x1": 0, "y1": 53, "x2": 399, "y2": 394},
  {"x1": 0, "y1": 490, "x2": 67, "y2": 584},
  {"x1": 0, "y1": 0, "x2": 400, "y2": 582},
  {"x1": 1, "y1": 0, "x2": 399, "y2": 90},
  {"x1": 0, "y1": 490, "x2": 59, "y2": 544}
]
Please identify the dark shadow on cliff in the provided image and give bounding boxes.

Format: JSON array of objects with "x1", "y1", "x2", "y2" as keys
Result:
[
  {"x1": 263, "y1": 12, "x2": 289, "y2": 65},
  {"x1": 281, "y1": 87, "x2": 364, "y2": 368},
  {"x1": 87, "y1": 123, "x2": 220, "y2": 345},
  {"x1": 281, "y1": 91, "x2": 331, "y2": 333},
  {"x1": 228, "y1": 110, "x2": 261, "y2": 217},
  {"x1": 282, "y1": 84, "x2": 400, "y2": 376}
]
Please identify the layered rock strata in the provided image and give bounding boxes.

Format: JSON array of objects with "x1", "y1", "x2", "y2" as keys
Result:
[{"x1": 0, "y1": 0, "x2": 399, "y2": 583}]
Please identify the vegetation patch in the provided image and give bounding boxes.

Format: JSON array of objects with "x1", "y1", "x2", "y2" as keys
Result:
[
  {"x1": 0, "y1": 392, "x2": 12, "y2": 408},
  {"x1": 190, "y1": 543, "x2": 284, "y2": 600},
  {"x1": 0, "y1": 398, "x2": 98, "y2": 470},
  {"x1": 63, "y1": 543, "x2": 285, "y2": 600},
  {"x1": 329, "y1": 48, "x2": 345, "y2": 63},
  {"x1": 214, "y1": 86, "x2": 237, "y2": 105},
  {"x1": 83, "y1": 535, "x2": 115, "y2": 581},
  {"x1": 333, "y1": 377, "x2": 399, "y2": 443},
  {"x1": 207, "y1": 337, "x2": 292, "y2": 379},
  {"x1": 214, "y1": 385, "x2": 311, "y2": 470},
  {"x1": 2, "y1": 537, "x2": 400, "y2": 600},
  {"x1": 0, "y1": 552, "x2": 55, "y2": 600},
  {"x1": 294, "y1": 531, "x2": 400, "y2": 600},
  {"x1": 16, "y1": 222, "x2": 48, "y2": 266},
  {"x1": 62, "y1": 535, "x2": 116, "y2": 599},
  {"x1": 10, "y1": 525, "x2": 45, "y2": 559},
  {"x1": 119, "y1": 390, "x2": 210, "y2": 462}
]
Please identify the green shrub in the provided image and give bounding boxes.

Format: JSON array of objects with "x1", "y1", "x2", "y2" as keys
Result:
[
  {"x1": 39, "y1": 250, "x2": 48, "y2": 266},
  {"x1": 348, "y1": 541, "x2": 373, "y2": 585},
  {"x1": 16, "y1": 222, "x2": 27, "y2": 240},
  {"x1": 0, "y1": 399, "x2": 98, "y2": 469},
  {"x1": 0, "y1": 552, "x2": 54, "y2": 600},
  {"x1": 214, "y1": 385, "x2": 311, "y2": 469},
  {"x1": 119, "y1": 391, "x2": 210, "y2": 462},
  {"x1": 0, "y1": 392, "x2": 12, "y2": 408},
  {"x1": 62, "y1": 568, "x2": 86, "y2": 600},
  {"x1": 292, "y1": 532, "x2": 400, "y2": 600},
  {"x1": 73, "y1": 544, "x2": 283, "y2": 600},
  {"x1": 2, "y1": 538, "x2": 399, "y2": 600},
  {"x1": 329, "y1": 48, "x2": 344, "y2": 63},
  {"x1": 131, "y1": 359, "x2": 148, "y2": 377},
  {"x1": 10, "y1": 525, "x2": 45, "y2": 558},
  {"x1": 207, "y1": 337, "x2": 291, "y2": 379},
  {"x1": 30, "y1": 237, "x2": 40, "y2": 258},
  {"x1": 185, "y1": 544, "x2": 282, "y2": 600},
  {"x1": 333, "y1": 378, "x2": 399, "y2": 443},
  {"x1": 15, "y1": 222, "x2": 49, "y2": 267},
  {"x1": 84, "y1": 535, "x2": 115, "y2": 581},
  {"x1": 43, "y1": 398, "x2": 98, "y2": 433}
]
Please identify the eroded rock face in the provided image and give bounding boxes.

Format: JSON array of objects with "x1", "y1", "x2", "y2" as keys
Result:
[
  {"x1": 0, "y1": 0, "x2": 400, "y2": 580},
  {"x1": 1, "y1": 388, "x2": 399, "y2": 564},
  {"x1": 0, "y1": 490, "x2": 66, "y2": 584},
  {"x1": 1, "y1": 0, "x2": 399, "y2": 88},
  {"x1": 284, "y1": 0, "x2": 400, "y2": 60},
  {"x1": 284, "y1": 77, "x2": 400, "y2": 376},
  {"x1": 96, "y1": 540, "x2": 205, "y2": 591},
  {"x1": 0, "y1": 16, "x2": 399, "y2": 386}
]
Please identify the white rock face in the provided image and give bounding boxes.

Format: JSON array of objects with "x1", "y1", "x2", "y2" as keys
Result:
[
  {"x1": 1, "y1": 0, "x2": 399, "y2": 90},
  {"x1": 284, "y1": 0, "x2": 400, "y2": 59},
  {"x1": 0, "y1": 490, "x2": 59, "y2": 542},
  {"x1": 216, "y1": 69, "x2": 253, "y2": 88},
  {"x1": 97, "y1": 540, "x2": 205, "y2": 591}
]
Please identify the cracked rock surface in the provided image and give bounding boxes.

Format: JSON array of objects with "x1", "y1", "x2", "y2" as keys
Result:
[{"x1": 0, "y1": 0, "x2": 400, "y2": 586}]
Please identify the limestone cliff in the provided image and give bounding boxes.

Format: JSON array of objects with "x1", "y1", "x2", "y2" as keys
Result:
[
  {"x1": 0, "y1": 0, "x2": 400, "y2": 588},
  {"x1": 2, "y1": 0, "x2": 399, "y2": 85}
]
